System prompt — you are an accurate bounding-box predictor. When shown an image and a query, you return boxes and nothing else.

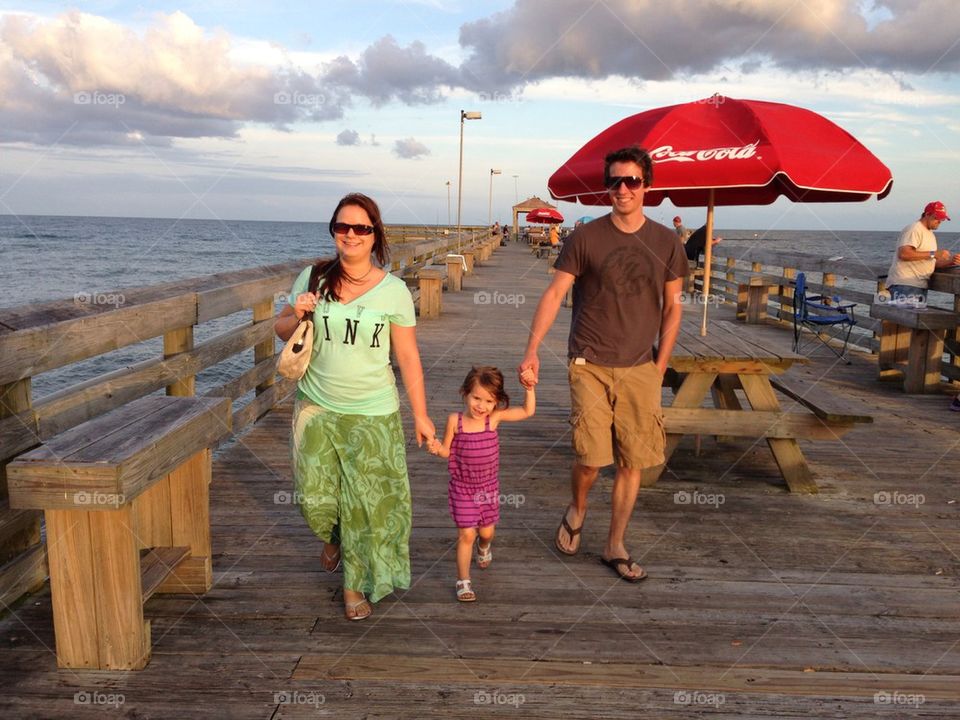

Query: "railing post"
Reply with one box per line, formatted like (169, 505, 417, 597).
(163, 327, 195, 397)
(0, 378, 46, 604)
(951, 295, 960, 379)
(462, 250, 475, 275)
(822, 272, 836, 299)
(252, 299, 275, 396)
(725, 257, 736, 303)
(874, 277, 886, 353)
(781, 267, 796, 324)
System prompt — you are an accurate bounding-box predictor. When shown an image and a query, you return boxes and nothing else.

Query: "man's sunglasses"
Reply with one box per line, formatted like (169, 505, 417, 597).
(605, 175, 645, 190)
(333, 222, 375, 236)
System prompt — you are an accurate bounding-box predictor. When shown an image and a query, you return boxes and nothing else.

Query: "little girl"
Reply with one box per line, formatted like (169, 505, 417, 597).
(428, 366, 535, 602)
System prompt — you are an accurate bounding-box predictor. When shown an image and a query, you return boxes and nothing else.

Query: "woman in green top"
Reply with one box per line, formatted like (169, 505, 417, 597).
(275, 193, 436, 621)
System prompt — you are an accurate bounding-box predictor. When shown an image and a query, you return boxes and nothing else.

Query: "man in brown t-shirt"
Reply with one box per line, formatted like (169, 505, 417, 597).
(519, 146, 687, 582)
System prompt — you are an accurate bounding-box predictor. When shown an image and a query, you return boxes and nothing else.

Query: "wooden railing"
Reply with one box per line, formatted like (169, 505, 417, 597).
(704, 246, 960, 382)
(0, 230, 491, 611)
(386, 223, 489, 244)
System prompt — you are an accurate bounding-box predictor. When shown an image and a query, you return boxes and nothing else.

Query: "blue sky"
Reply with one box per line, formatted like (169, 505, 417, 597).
(2, 1, 960, 231)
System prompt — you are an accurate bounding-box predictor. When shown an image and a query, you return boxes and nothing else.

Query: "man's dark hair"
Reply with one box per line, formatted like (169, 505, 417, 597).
(603, 146, 654, 188)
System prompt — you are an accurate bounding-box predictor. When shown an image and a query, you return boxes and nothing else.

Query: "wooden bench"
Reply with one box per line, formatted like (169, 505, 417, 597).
(444, 254, 465, 292)
(870, 303, 960, 393)
(769, 377, 874, 427)
(403, 264, 449, 319)
(7, 395, 231, 670)
(736, 273, 786, 324)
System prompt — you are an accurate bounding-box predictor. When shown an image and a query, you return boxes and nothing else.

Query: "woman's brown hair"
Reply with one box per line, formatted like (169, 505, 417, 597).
(314, 193, 390, 302)
(460, 366, 510, 409)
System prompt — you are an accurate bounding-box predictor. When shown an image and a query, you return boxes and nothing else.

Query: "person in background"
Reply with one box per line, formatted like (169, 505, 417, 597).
(886, 201, 960, 306)
(884, 201, 960, 412)
(684, 225, 722, 267)
(549, 223, 559, 247)
(275, 192, 436, 621)
(673, 215, 689, 241)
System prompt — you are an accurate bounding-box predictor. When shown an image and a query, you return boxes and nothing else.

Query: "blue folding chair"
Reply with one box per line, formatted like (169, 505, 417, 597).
(791, 272, 857, 363)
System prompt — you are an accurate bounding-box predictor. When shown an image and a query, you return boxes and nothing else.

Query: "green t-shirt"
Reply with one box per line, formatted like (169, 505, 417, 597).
(288, 267, 416, 415)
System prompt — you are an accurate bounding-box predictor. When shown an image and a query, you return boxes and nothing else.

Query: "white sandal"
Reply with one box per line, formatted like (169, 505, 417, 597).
(476, 541, 493, 569)
(455, 578, 477, 602)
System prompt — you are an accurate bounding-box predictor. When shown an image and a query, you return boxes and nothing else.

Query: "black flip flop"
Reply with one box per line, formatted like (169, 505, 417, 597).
(601, 556, 648, 583)
(554, 507, 583, 556)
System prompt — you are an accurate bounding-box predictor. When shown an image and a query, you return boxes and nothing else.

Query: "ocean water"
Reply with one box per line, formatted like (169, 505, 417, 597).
(1, 214, 336, 399)
(3, 215, 959, 399)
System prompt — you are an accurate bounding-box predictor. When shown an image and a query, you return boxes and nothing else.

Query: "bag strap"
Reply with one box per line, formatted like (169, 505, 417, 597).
(301, 262, 324, 322)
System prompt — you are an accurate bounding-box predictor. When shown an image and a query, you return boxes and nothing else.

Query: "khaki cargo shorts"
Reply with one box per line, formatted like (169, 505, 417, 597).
(568, 360, 665, 470)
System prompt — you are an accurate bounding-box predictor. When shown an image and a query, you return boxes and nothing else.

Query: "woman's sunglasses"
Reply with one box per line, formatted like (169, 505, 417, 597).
(333, 222, 375, 236)
(605, 175, 644, 190)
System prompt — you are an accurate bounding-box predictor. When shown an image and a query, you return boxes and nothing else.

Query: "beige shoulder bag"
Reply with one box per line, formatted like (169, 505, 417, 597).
(278, 264, 322, 380)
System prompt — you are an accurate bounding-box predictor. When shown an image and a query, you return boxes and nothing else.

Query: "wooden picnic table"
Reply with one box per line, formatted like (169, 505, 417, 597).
(870, 302, 959, 393)
(736, 273, 786, 324)
(654, 319, 870, 494)
(928, 268, 960, 295)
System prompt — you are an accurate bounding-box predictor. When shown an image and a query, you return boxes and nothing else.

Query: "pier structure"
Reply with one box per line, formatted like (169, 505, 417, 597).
(0, 236, 958, 718)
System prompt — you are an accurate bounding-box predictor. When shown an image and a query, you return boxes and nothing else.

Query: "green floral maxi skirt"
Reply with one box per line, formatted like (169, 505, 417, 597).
(291, 394, 412, 603)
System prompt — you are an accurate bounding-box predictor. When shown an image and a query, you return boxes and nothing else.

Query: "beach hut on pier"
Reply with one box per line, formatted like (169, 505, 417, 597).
(511, 196, 558, 242)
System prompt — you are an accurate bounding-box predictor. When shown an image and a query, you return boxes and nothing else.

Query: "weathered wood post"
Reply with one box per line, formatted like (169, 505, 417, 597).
(445, 255, 463, 292)
(418, 269, 444, 319)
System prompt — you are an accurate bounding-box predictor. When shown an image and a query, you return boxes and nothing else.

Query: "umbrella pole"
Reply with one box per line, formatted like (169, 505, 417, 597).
(700, 190, 715, 336)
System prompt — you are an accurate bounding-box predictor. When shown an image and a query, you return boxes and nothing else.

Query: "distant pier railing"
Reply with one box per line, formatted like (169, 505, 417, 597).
(0, 228, 501, 611)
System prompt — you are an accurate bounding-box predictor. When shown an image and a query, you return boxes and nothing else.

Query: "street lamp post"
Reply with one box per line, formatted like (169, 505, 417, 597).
(488, 168, 501, 226)
(512, 174, 519, 204)
(445, 181, 451, 227)
(457, 110, 482, 251)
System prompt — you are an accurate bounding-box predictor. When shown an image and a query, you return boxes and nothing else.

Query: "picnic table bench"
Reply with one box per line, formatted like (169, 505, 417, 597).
(7, 395, 231, 669)
(655, 319, 872, 493)
(870, 302, 960, 393)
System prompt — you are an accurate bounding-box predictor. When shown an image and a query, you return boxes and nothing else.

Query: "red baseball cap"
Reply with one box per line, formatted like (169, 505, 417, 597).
(673, 216, 682, 223)
(923, 201, 950, 221)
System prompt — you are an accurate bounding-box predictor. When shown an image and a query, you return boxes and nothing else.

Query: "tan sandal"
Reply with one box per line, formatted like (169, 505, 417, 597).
(456, 579, 477, 602)
(476, 541, 493, 569)
(344, 596, 372, 620)
(320, 544, 342, 573)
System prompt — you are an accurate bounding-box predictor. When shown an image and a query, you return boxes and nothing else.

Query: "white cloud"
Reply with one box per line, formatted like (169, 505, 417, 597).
(393, 137, 431, 158)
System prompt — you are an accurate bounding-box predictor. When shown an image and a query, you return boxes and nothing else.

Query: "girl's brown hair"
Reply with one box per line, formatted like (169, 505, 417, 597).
(460, 366, 510, 409)
(314, 192, 391, 302)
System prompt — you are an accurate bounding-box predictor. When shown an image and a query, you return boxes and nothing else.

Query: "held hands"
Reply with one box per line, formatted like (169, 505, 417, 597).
(517, 356, 539, 389)
(426, 437, 442, 455)
(413, 415, 436, 448)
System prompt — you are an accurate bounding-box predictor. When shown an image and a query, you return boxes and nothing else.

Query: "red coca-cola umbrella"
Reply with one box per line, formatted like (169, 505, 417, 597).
(526, 207, 564, 224)
(548, 95, 893, 334)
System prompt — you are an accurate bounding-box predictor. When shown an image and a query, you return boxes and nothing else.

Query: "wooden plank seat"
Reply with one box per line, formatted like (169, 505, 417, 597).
(7, 395, 231, 670)
(870, 303, 960, 393)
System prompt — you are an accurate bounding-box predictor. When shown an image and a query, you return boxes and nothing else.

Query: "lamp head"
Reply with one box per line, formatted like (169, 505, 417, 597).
(461, 110, 482, 120)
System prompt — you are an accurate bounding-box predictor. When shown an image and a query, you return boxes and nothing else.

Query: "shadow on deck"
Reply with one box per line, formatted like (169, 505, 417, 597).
(2, 241, 959, 719)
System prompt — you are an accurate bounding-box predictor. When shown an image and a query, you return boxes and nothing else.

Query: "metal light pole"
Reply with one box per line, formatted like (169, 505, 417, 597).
(445, 181, 451, 226)
(457, 110, 481, 251)
(512, 174, 519, 204)
(488, 168, 501, 226)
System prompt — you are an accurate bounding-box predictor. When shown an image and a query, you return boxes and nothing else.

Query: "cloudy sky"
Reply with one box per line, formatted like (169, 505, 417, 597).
(2, 0, 960, 230)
